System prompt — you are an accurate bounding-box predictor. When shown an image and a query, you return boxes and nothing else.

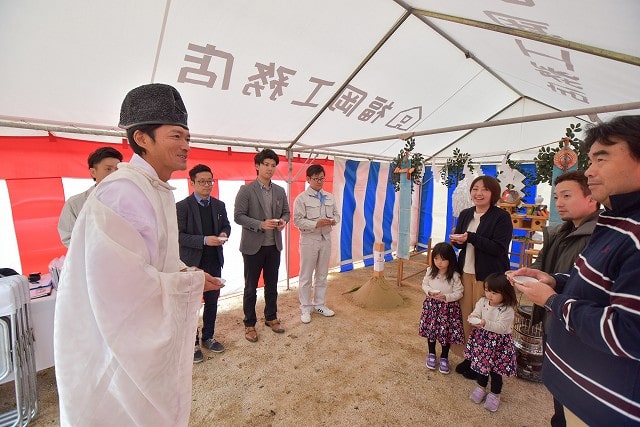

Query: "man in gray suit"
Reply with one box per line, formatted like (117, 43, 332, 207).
(177, 164, 231, 362)
(234, 149, 290, 342)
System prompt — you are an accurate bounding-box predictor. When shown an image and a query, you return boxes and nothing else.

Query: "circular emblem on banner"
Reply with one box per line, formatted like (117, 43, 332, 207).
(553, 149, 578, 171)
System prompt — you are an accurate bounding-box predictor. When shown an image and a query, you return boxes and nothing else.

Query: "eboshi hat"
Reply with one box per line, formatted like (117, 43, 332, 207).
(118, 83, 188, 130)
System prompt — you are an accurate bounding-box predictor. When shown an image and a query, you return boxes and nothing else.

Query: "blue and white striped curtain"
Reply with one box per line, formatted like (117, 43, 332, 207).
(332, 158, 539, 272)
(333, 157, 432, 272)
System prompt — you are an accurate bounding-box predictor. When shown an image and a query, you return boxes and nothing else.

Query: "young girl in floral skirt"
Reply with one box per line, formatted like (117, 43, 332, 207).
(418, 242, 464, 374)
(465, 272, 518, 412)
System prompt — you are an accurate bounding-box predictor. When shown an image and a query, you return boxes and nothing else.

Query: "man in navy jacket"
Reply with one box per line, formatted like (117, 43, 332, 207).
(512, 115, 640, 425)
(177, 164, 231, 362)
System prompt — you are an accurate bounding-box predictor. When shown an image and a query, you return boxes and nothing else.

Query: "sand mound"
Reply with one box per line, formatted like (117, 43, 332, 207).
(350, 276, 403, 309)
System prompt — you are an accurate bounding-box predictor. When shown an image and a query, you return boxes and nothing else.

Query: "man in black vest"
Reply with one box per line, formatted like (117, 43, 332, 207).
(177, 164, 231, 363)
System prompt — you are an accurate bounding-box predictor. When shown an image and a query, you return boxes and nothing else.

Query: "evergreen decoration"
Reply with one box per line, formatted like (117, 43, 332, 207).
(440, 148, 474, 188)
(390, 137, 424, 192)
(534, 123, 589, 185)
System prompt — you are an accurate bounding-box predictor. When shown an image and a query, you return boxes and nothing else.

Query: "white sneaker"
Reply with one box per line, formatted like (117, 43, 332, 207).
(301, 312, 311, 324)
(314, 306, 335, 317)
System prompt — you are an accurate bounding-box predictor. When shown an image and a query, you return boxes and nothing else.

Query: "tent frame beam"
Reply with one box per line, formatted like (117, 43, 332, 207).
(426, 96, 594, 160)
(296, 101, 640, 152)
(0, 118, 393, 162)
(412, 9, 640, 66)
(4, 101, 639, 162)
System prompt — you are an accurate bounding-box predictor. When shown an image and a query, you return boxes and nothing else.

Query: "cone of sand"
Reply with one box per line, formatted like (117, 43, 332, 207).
(351, 242, 403, 309)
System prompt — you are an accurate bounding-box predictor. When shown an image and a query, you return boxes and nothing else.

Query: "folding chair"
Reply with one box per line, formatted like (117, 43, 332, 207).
(0, 275, 38, 426)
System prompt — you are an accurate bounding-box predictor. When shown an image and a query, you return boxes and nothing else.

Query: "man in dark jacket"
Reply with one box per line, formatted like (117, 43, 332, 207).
(512, 116, 640, 425)
(531, 171, 600, 274)
(234, 149, 290, 343)
(529, 170, 600, 427)
(177, 164, 231, 362)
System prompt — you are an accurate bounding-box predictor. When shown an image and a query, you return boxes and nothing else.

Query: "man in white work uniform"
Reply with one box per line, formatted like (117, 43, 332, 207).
(293, 164, 340, 324)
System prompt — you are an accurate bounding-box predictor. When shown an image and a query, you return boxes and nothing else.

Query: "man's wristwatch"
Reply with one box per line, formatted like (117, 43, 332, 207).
(544, 294, 558, 311)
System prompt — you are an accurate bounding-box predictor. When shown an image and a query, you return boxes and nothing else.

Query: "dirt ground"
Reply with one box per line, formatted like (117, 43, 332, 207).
(0, 259, 553, 426)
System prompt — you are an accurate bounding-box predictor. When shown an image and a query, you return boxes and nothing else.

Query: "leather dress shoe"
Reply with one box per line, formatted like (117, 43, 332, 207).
(265, 319, 285, 333)
(245, 326, 258, 342)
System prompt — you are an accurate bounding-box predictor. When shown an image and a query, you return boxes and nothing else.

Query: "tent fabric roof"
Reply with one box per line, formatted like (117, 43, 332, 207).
(1, 0, 639, 162)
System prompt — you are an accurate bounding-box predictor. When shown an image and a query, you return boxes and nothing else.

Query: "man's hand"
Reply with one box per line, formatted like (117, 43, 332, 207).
(315, 218, 336, 228)
(205, 235, 227, 246)
(261, 219, 279, 230)
(508, 267, 556, 288)
(203, 273, 224, 292)
(512, 279, 556, 306)
(507, 268, 557, 306)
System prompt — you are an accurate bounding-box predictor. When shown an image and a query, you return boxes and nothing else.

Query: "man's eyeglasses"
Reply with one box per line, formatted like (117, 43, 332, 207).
(196, 180, 214, 186)
(311, 177, 325, 183)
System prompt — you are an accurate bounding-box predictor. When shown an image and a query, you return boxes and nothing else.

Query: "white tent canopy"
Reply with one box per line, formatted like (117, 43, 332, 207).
(1, 0, 639, 161)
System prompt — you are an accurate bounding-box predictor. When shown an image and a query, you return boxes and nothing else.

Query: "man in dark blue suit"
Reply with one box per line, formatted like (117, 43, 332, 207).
(177, 164, 231, 363)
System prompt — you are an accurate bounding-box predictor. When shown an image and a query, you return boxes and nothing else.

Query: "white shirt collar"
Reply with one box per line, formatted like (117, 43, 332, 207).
(130, 153, 159, 179)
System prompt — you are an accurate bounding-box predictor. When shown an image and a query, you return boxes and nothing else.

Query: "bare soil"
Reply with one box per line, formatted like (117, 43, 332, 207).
(0, 260, 553, 426)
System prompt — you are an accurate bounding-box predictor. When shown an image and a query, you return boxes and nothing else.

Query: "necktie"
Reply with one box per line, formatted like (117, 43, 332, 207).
(201, 199, 210, 207)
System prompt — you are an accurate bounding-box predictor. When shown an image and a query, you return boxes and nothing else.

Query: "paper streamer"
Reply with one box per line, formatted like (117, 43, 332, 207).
(373, 247, 385, 272)
(397, 157, 412, 260)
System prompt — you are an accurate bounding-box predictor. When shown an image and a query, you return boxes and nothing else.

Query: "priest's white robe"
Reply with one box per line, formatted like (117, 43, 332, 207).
(54, 162, 204, 426)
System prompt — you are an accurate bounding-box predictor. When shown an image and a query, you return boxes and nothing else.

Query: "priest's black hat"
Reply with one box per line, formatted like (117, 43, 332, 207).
(118, 83, 188, 130)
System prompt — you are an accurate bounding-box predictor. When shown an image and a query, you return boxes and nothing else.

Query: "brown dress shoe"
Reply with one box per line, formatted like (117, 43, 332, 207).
(265, 319, 285, 333)
(245, 326, 258, 342)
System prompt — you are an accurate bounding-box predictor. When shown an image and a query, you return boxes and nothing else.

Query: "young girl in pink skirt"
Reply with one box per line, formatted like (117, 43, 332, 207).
(418, 242, 464, 374)
(465, 272, 517, 412)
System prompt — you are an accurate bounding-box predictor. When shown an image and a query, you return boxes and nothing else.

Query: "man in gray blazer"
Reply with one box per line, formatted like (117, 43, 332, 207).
(234, 149, 290, 342)
(177, 164, 231, 362)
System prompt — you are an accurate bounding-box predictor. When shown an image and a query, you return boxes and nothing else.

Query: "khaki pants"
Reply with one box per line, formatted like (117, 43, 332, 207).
(298, 237, 331, 313)
(564, 407, 588, 427)
(452, 272, 485, 357)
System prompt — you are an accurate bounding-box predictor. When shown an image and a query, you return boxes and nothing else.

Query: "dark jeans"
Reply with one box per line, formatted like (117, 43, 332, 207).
(477, 371, 503, 394)
(540, 318, 566, 426)
(242, 245, 281, 327)
(197, 289, 220, 342)
(195, 265, 221, 345)
(551, 397, 566, 427)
